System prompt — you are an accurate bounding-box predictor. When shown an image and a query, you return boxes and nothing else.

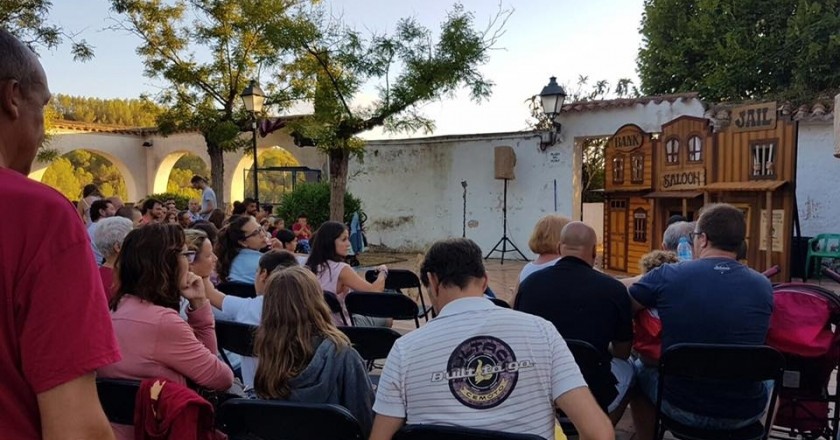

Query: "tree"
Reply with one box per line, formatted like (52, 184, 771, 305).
(108, 0, 310, 206)
(50, 94, 163, 126)
(0, 0, 94, 60)
(41, 150, 128, 201)
(637, 0, 840, 102)
(273, 3, 510, 221)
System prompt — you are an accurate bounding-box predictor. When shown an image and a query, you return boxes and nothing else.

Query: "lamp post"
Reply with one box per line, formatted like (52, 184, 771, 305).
(240, 79, 265, 202)
(538, 76, 568, 148)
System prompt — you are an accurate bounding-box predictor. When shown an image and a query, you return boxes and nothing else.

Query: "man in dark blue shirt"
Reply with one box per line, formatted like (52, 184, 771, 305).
(628, 203, 773, 438)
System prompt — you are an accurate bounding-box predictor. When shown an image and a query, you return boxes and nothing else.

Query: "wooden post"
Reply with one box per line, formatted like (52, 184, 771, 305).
(682, 198, 688, 217)
(703, 192, 710, 206)
(765, 191, 773, 269)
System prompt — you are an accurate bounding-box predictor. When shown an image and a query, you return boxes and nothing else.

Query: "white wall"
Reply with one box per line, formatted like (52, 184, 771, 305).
(582, 203, 604, 245)
(796, 122, 840, 237)
(349, 132, 574, 256)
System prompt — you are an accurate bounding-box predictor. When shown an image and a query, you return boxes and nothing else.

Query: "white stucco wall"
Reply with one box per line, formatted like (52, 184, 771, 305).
(796, 122, 840, 237)
(349, 132, 573, 256)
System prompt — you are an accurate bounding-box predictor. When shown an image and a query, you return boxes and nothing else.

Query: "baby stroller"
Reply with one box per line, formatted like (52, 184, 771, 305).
(345, 211, 367, 267)
(767, 282, 840, 439)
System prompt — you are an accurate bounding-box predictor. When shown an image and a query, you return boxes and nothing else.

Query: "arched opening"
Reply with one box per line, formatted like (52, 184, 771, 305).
(153, 151, 210, 197)
(230, 147, 305, 204)
(36, 149, 133, 202)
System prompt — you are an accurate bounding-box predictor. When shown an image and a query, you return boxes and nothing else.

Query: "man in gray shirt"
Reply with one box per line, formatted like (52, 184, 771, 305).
(190, 175, 216, 219)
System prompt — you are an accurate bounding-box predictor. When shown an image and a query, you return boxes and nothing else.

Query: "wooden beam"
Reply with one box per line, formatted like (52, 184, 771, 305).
(682, 198, 688, 217)
(703, 191, 710, 206)
(765, 191, 773, 269)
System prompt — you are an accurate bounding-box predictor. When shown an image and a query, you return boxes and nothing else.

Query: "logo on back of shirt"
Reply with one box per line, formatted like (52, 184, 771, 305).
(430, 336, 534, 409)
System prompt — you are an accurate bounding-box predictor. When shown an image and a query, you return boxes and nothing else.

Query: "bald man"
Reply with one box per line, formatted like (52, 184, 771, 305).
(0, 30, 119, 439)
(515, 221, 634, 425)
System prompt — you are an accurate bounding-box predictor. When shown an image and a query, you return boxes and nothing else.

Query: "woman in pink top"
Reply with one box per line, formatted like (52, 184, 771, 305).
(98, 224, 233, 440)
(305, 221, 390, 327)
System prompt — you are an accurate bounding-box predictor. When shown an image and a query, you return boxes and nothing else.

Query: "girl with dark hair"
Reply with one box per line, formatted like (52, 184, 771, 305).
(216, 215, 283, 284)
(276, 228, 308, 265)
(253, 266, 374, 435)
(306, 221, 389, 327)
(207, 208, 226, 229)
(98, 224, 233, 440)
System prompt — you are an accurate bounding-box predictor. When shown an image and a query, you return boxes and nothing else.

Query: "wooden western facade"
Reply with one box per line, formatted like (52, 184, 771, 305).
(602, 102, 797, 280)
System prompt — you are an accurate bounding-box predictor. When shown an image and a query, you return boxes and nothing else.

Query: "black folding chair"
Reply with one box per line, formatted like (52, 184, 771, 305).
(339, 326, 401, 370)
(489, 298, 511, 308)
(215, 320, 257, 373)
(324, 290, 349, 326)
(556, 340, 614, 437)
(365, 269, 434, 321)
(96, 378, 141, 426)
(217, 281, 257, 298)
(217, 398, 365, 440)
(654, 343, 785, 440)
(394, 424, 544, 439)
(345, 291, 421, 328)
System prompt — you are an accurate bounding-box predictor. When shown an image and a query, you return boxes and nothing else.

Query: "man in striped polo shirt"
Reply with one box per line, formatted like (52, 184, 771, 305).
(370, 238, 614, 440)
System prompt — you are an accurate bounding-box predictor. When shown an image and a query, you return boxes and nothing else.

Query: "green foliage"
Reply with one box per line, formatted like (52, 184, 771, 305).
(0, 0, 94, 61)
(637, 0, 840, 102)
(41, 150, 127, 201)
(147, 192, 191, 210)
(108, 0, 315, 203)
(49, 94, 162, 126)
(271, 2, 509, 221)
(242, 148, 302, 204)
(276, 182, 361, 229)
(165, 154, 209, 200)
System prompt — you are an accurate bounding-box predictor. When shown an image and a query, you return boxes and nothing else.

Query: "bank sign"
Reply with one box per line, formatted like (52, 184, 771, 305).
(661, 169, 705, 190)
(608, 124, 647, 153)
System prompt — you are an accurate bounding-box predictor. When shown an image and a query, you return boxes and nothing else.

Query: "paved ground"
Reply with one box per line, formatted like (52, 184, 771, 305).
(357, 252, 840, 440)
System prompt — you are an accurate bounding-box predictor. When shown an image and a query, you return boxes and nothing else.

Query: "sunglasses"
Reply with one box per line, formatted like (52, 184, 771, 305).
(243, 227, 266, 239)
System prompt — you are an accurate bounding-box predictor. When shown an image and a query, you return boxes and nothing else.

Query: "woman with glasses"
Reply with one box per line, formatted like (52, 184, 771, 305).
(216, 215, 281, 284)
(98, 224, 233, 440)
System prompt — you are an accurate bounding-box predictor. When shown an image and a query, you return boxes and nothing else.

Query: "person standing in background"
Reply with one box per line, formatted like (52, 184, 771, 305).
(191, 175, 217, 219)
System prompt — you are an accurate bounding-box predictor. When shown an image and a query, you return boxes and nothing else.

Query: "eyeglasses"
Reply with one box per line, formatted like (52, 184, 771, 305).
(243, 227, 267, 239)
(181, 250, 197, 263)
(689, 231, 704, 241)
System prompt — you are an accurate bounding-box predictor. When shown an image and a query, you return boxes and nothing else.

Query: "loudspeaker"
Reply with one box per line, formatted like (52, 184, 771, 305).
(494, 146, 516, 180)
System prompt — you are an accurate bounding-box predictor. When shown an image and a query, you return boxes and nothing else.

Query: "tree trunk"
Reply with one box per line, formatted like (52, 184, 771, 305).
(328, 147, 349, 223)
(206, 138, 226, 208)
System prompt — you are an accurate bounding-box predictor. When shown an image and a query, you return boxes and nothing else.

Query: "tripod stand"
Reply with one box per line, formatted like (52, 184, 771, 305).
(484, 178, 528, 264)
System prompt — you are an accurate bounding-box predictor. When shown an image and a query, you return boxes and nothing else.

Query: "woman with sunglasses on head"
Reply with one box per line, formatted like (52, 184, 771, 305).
(253, 266, 374, 436)
(97, 223, 233, 440)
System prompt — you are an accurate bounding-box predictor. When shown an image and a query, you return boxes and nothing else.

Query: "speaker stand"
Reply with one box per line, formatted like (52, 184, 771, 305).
(485, 179, 529, 264)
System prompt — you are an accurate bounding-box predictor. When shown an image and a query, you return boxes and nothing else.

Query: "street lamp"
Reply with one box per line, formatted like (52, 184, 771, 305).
(240, 79, 265, 203)
(538, 76, 567, 150)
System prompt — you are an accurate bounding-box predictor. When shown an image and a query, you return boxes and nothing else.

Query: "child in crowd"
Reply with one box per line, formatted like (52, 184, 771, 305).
(292, 213, 312, 253)
(633, 250, 679, 366)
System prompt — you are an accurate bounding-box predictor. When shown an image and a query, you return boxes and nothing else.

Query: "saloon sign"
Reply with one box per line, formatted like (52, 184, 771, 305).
(661, 169, 705, 190)
(607, 124, 647, 152)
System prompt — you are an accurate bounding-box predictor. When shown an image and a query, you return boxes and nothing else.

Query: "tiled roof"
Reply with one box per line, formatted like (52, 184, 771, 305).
(560, 93, 700, 113)
(51, 120, 156, 135)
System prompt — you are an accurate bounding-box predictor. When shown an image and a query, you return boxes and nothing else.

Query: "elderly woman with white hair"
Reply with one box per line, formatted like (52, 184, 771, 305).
(94, 216, 134, 299)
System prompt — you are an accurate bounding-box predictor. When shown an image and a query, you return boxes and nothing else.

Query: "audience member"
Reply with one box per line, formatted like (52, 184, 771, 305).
(370, 238, 613, 440)
(207, 208, 225, 229)
(293, 213, 313, 253)
(231, 200, 247, 216)
(77, 183, 102, 225)
(207, 250, 298, 387)
(666, 214, 687, 226)
(88, 199, 116, 266)
(519, 214, 571, 282)
(0, 29, 119, 439)
(633, 250, 679, 366)
(191, 221, 219, 246)
(139, 198, 164, 225)
(254, 266, 375, 435)
(272, 217, 286, 236)
(243, 197, 258, 217)
(93, 217, 134, 300)
(188, 197, 202, 222)
(164, 199, 176, 211)
(306, 221, 390, 327)
(105, 195, 124, 210)
(276, 228, 308, 264)
(628, 203, 774, 439)
(177, 210, 192, 228)
(163, 210, 178, 225)
(257, 203, 273, 222)
(99, 224, 233, 440)
(191, 175, 216, 219)
(516, 222, 633, 424)
(662, 221, 695, 252)
(216, 215, 272, 284)
(115, 205, 142, 227)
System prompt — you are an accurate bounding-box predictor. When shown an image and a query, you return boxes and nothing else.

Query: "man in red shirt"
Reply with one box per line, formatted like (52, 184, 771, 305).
(0, 30, 121, 439)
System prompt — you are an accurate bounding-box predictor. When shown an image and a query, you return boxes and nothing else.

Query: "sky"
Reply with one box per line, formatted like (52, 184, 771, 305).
(40, 0, 645, 139)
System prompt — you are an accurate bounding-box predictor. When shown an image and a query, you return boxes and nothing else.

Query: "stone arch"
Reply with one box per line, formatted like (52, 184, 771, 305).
(228, 146, 302, 203)
(153, 151, 211, 195)
(29, 147, 139, 202)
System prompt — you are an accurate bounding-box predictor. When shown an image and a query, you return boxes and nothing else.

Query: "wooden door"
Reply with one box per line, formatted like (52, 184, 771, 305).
(608, 199, 628, 272)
